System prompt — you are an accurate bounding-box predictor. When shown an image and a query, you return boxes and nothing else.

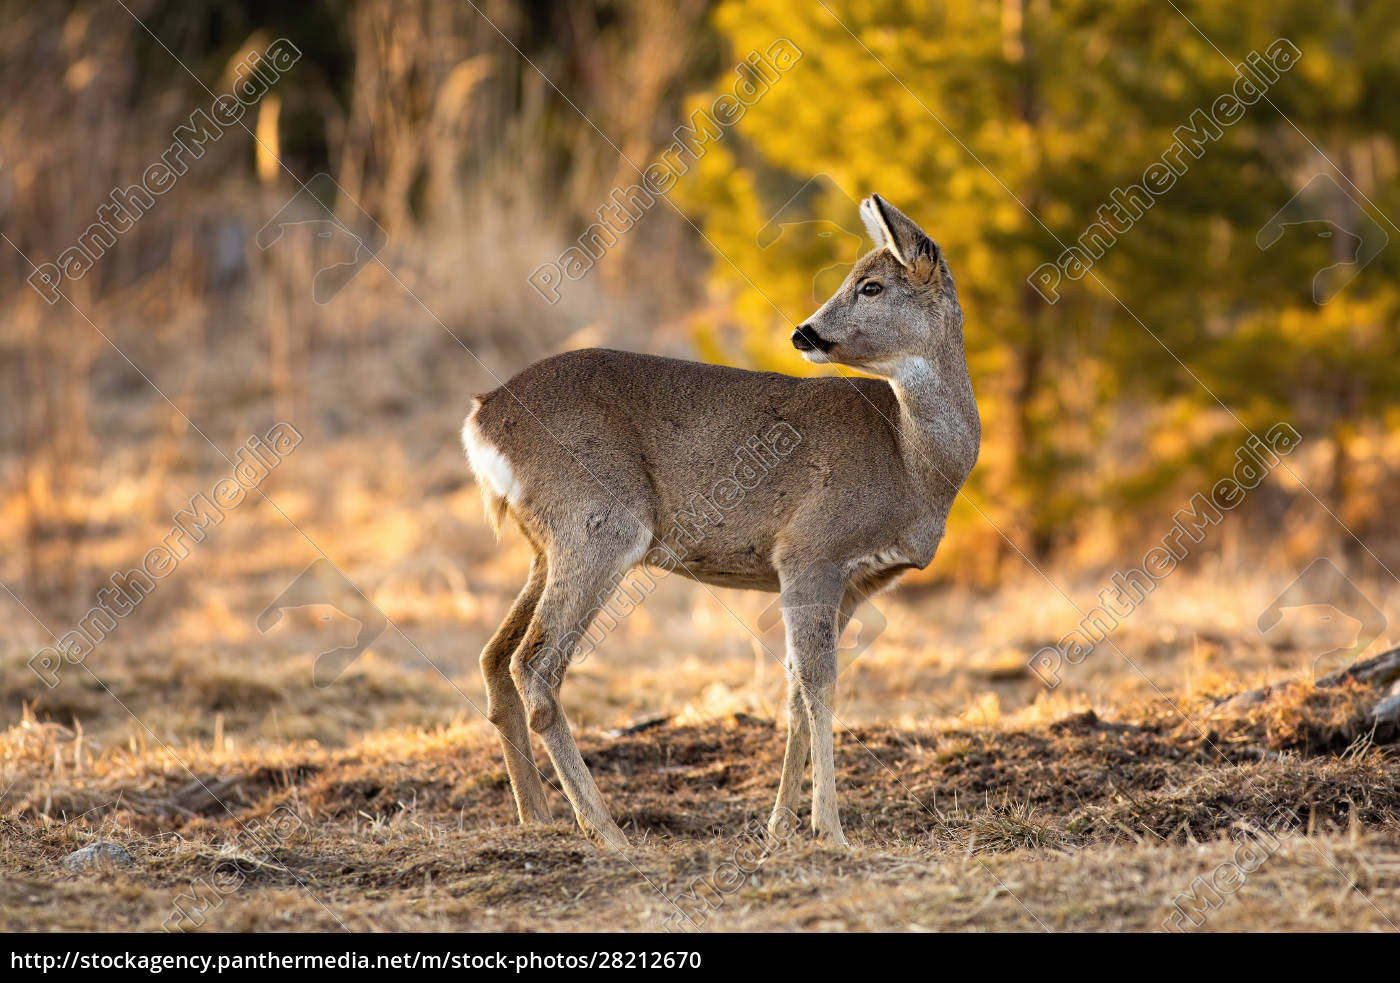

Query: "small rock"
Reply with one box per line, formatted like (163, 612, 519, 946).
(63, 841, 134, 873)
(1371, 688, 1400, 727)
(604, 716, 670, 738)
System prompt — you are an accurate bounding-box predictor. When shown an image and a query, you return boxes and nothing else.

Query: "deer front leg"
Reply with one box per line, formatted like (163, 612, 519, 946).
(770, 588, 861, 839)
(777, 563, 849, 847)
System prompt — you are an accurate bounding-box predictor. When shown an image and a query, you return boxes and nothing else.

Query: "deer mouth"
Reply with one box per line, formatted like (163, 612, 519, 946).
(791, 325, 834, 353)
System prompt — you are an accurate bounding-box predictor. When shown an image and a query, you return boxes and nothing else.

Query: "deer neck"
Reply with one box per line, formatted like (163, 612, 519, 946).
(885, 339, 980, 503)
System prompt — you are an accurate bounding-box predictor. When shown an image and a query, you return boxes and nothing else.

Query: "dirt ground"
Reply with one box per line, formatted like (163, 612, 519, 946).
(4, 613, 1400, 932)
(4, 407, 1400, 933)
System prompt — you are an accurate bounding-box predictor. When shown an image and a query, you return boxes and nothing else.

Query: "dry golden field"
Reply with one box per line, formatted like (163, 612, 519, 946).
(6, 0, 1400, 937)
(4, 411, 1400, 933)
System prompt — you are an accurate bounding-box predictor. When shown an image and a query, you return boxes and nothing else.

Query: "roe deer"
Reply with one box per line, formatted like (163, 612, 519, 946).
(463, 195, 979, 849)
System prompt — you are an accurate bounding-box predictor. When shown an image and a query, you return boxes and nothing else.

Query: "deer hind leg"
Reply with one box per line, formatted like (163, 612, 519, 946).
(769, 585, 861, 840)
(769, 654, 811, 839)
(510, 511, 649, 852)
(480, 554, 551, 824)
(776, 561, 849, 847)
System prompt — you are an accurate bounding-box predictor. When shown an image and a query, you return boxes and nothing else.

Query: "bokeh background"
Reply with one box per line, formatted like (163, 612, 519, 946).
(9, 0, 1400, 587)
(0, 0, 1398, 775)
(0, 0, 1394, 733)
(5, 0, 1400, 935)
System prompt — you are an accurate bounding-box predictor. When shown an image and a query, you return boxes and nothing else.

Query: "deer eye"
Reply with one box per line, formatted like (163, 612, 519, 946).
(859, 281, 883, 297)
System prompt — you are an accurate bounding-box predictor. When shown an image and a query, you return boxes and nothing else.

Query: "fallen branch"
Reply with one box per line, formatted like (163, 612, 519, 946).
(1214, 646, 1400, 731)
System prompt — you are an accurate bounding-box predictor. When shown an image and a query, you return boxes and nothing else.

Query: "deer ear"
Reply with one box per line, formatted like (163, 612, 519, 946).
(861, 194, 939, 276)
(860, 195, 894, 252)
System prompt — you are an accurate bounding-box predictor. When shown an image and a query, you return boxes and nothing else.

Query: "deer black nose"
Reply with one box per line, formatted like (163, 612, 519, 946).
(791, 325, 833, 352)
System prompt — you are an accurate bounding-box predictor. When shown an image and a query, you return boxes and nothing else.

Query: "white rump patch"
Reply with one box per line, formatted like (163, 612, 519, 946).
(462, 405, 521, 530)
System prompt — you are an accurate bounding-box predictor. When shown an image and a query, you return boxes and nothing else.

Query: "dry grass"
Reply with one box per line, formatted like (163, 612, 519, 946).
(5, 386, 1400, 932)
(7, 0, 1400, 937)
(4, 562, 1400, 932)
(3, 709, 1399, 932)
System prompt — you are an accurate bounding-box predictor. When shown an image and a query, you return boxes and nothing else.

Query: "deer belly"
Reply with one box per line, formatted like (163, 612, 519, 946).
(641, 537, 780, 592)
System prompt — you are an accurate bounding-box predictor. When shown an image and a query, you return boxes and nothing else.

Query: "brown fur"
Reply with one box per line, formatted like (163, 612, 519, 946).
(464, 195, 980, 849)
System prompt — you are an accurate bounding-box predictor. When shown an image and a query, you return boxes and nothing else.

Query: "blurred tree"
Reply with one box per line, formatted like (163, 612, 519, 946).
(7, 0, 1400, 596)
(679, 0, 1400, 579)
